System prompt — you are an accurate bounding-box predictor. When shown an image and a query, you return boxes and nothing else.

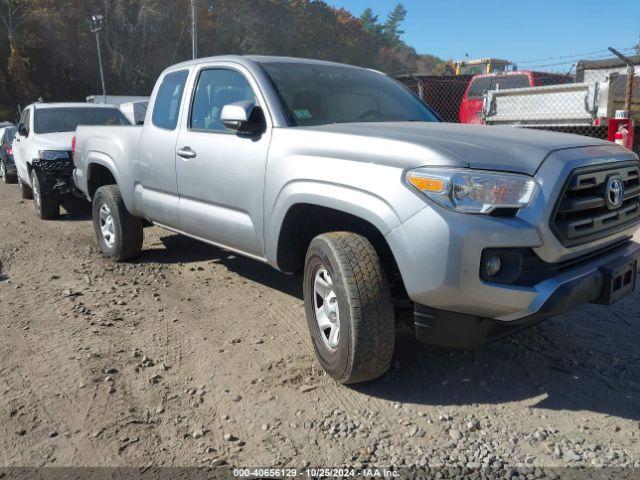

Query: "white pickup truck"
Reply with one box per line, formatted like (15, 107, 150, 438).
(12, 102, 130, 218)
(73, 55, 640, 383)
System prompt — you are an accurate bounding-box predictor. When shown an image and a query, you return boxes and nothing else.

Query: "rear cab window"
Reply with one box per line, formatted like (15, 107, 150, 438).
(152, 70, 190, 130)
(489, 75, 530, 91)
(467, 74, 532, 100)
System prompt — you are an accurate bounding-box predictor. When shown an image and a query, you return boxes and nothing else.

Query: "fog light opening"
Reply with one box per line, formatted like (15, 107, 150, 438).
(484, 256, 502, 277)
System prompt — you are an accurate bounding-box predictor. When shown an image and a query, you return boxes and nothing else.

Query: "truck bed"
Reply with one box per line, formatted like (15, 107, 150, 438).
(73, 125, 143, 210)
(483, 82, 601, 127)
(483, 75, 640, 127)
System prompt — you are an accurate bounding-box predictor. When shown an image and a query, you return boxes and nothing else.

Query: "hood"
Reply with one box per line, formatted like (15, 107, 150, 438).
(32, 131, 75, 151)
(294, 122, 619, 175)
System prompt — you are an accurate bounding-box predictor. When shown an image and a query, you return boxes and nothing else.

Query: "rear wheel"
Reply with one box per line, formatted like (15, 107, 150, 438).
(18, 173, 33, 199)
(31, 169, 59, 219)
(303, 232, 395, 384)
(92, 184, 143, 261)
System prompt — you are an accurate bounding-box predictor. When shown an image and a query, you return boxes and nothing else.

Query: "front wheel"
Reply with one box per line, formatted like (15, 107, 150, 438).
(303, 232, 395, 384)
(92, 184, 143, 261)
(31, 169, 59, 219)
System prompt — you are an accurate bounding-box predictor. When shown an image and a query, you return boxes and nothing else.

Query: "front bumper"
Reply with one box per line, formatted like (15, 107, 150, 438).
(413, 241, 640, 348)
(386, 146, 640, 321)
(387, 202, 640, 320)
(32, 158, 80, 199)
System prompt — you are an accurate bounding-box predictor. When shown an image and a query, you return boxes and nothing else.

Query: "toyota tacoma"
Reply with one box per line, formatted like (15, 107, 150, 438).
(72, 56, 640, 384)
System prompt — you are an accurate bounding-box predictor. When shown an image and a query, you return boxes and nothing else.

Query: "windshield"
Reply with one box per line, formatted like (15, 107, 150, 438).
(261, 62, 439, 126)
(34, 107, 130, 134)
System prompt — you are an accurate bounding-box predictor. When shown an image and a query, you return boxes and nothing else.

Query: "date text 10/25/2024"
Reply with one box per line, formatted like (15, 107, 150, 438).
(232, 468, 400, 478)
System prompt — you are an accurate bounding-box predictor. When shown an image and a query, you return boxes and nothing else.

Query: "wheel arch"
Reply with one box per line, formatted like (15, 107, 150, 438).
(267, 182, 402, 263)
(83, 153, 139, 213)
(272, 199, 408, 301)
(87, 161, 118, 199)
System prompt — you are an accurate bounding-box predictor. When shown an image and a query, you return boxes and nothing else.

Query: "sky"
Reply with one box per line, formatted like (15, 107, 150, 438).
(325, 0, 640, 72)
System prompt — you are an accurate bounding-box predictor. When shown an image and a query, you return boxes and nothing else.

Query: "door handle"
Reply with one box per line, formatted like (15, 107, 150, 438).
(177, 146, 196, 159)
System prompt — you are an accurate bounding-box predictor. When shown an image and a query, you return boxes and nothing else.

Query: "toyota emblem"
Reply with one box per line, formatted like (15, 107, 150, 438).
(605, 177, 624, 210)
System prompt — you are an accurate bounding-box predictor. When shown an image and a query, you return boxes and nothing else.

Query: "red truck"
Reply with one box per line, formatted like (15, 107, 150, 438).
(459, 71, 572, 124)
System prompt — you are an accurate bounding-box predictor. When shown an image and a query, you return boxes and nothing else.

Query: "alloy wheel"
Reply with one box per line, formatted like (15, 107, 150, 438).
(313, 267, 340, 350)
(32, 173, 41, 214)
(99, 204, 116, 248)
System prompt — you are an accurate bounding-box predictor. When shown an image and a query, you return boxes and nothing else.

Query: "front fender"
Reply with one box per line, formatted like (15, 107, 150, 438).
(265, 180, 405, 267)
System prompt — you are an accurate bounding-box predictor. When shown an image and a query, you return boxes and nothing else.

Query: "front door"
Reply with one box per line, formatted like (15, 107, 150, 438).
(460, 76, 491, 124)
(175, 66, 271, 258)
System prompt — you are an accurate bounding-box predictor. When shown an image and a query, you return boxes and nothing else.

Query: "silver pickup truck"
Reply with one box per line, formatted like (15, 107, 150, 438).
(73, 55, 640, 384)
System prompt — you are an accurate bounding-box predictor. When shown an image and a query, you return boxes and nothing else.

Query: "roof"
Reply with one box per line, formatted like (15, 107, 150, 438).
(577, 54, 640, 70)
(31, 102, 122, 109)
(455, 58, 511, 65)
(169, 54, 362, 71)
(468, 70, 571, 80)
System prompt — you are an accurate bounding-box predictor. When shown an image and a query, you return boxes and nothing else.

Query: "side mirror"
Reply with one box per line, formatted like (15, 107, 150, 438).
(220, 100, 264, 135)
(17, 123, 28, 137)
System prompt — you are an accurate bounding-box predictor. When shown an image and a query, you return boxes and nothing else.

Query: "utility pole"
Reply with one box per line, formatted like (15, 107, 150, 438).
(191, 0, 198, 60)
(608, 47, 637, 113)
(90, 15, 107, 104)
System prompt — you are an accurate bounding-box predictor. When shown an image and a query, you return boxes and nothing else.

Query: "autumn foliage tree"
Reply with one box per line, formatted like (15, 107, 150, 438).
(0, 0, 445, 120)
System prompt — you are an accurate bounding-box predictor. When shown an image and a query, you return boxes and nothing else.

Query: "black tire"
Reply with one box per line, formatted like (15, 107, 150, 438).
(0, 159, 16, 184)
(31, 169, 59, 219)
(92, 184, 143, 261)
(303, 232, 395, 384)
(18, 173, 33, 199)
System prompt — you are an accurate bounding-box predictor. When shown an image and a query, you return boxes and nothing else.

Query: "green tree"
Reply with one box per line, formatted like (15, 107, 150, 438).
(360, 7, 382, 38)
(383, 3, 407, 48)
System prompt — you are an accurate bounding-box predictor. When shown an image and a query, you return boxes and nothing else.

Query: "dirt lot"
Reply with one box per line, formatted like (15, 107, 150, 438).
(0, 179, 639, 472)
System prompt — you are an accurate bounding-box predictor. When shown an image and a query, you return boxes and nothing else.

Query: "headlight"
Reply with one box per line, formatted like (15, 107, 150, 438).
(406, 167, 537, 214)
(39, 150, 71, 161)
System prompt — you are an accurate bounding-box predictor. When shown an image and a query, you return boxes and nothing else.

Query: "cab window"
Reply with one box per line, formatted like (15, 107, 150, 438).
(466, 77, 492, 99)
(190, 69, 256, 132)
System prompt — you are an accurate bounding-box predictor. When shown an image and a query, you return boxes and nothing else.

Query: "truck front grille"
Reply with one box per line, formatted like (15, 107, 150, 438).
(551, 161, 640, 247)
(32, 157, 74, 174)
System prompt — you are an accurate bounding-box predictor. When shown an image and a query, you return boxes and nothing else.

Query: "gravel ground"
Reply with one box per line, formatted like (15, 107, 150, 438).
(0, 179, 639, 472)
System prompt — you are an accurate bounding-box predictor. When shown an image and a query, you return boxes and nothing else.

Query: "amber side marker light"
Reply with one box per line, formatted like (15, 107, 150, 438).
(407, 174, 445, 193)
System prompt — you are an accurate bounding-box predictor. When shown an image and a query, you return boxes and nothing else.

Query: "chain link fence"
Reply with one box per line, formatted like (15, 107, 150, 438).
(397, 69, 640, 154)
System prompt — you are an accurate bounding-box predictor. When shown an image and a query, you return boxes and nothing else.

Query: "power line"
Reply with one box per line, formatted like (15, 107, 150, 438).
(171, 3, 191, 65)
(516, 46, 636, 66)
(519, 48, 638, 70)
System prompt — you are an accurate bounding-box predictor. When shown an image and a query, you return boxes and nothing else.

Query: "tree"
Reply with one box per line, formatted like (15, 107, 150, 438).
(383, 3, 407, 48)
(360, 8, 382, 38)
(0, 0, 446, 116)
(0, 0, 36, 105)
(0, 0, 26, 49)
